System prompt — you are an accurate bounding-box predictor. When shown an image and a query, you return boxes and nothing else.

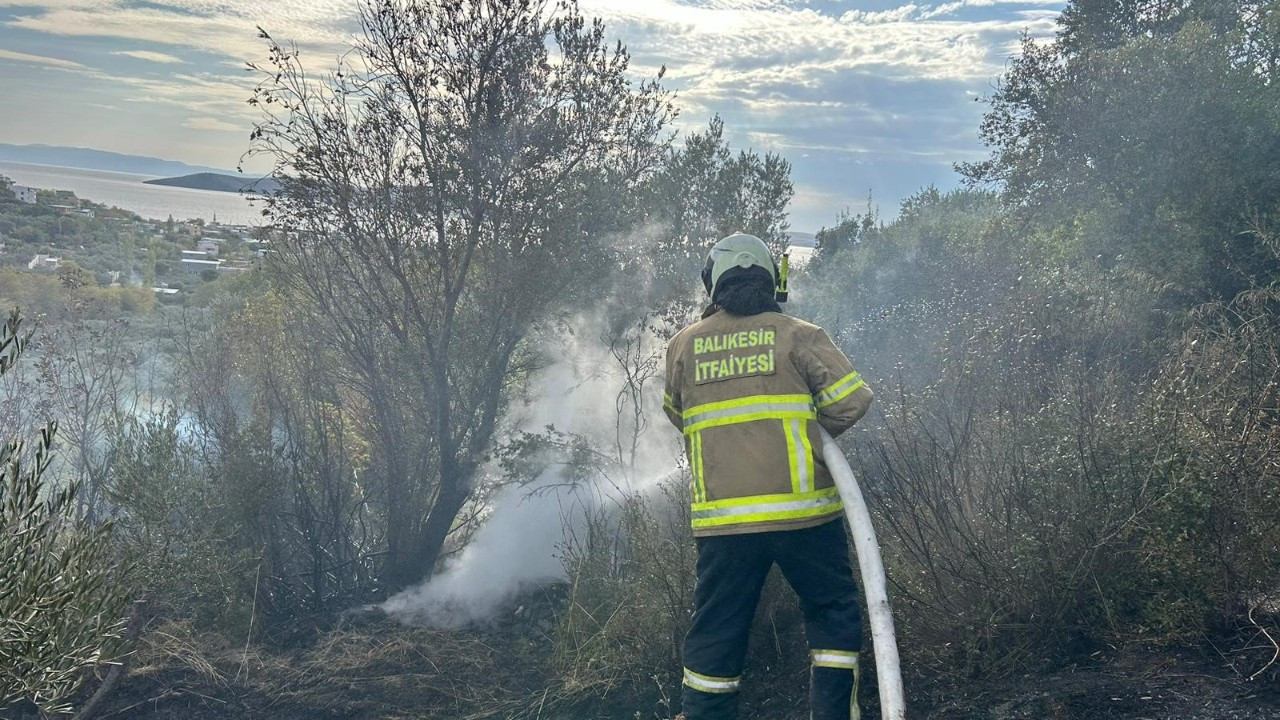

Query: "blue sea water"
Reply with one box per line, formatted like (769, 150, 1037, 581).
(0, 161, 264, 226)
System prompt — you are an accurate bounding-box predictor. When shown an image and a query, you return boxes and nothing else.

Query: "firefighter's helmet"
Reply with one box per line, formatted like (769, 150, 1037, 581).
(701, 232, 788, 302)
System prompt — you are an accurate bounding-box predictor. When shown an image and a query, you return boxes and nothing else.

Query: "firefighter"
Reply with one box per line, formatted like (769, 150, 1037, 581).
(663, 232, 874, 720)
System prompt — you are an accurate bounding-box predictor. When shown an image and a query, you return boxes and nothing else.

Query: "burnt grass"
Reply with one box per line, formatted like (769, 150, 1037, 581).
(81, 636, 1280, 720)
(37, 592, 1280, 720)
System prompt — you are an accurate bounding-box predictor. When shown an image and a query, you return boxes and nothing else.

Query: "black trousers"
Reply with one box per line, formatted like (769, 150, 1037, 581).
(681, 518, 862, 720)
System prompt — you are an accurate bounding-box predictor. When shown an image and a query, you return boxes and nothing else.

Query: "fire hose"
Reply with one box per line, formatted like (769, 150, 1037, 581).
(819, 426, 906, 720)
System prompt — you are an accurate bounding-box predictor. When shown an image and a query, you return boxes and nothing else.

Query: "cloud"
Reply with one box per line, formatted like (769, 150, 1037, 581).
(3, 1, 1060, 82)
(3, 1, 355, 60)
(112, 49, 186, 63)
(0, 46, 86, 69)
(182, 116, 245, 132)
(0, 0, 1066, 228)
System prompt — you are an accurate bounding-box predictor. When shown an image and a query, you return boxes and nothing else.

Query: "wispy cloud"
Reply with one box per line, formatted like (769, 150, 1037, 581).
(0, 0, 1066, 228)
(112, 49, 186, 63)
(3, 1, 354, 59)
(0, 46, 86, 69)
(182, 116, 246, 132)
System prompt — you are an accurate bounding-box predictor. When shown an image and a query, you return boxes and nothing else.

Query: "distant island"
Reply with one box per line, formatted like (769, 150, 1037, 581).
(144, 173, 281, 195)
(0, 142, 233, 177)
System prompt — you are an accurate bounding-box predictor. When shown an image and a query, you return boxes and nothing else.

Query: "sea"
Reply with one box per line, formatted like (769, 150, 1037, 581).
(0, 161, 265, 226)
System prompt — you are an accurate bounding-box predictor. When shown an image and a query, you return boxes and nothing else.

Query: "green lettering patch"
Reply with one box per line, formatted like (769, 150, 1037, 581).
(691, 325, 777, 385)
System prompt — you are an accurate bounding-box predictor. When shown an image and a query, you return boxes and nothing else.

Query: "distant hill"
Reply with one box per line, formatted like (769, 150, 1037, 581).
(144, 173, 280, 195)
(0, 143, 233, 177)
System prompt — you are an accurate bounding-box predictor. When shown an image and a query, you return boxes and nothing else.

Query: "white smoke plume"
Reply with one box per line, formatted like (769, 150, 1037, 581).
(378, 470, 578, 627)
(381, 312, 684, 627)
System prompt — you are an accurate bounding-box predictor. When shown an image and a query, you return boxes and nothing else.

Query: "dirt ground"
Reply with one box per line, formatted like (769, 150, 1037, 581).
(912, 645, 1280, 720)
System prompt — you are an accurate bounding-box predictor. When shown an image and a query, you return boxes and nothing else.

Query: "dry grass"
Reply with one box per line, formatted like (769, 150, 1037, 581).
(101, 614, 657, 720)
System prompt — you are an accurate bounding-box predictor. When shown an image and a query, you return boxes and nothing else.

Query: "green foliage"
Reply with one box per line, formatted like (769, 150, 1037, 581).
(642, 115, 794, 258)
(803, 177, 1279, 678)
(247, 0, 677, 591)
(0, 309, 131, 716)
(175, 289, 382, 626)
(105, 411, 257, 632)
(552, 484, 695, 713)
(962, 0, 1280, 300)
(1135, 267, 1280, 639)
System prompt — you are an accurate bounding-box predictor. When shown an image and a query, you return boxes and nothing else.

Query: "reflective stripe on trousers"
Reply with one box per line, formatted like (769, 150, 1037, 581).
(811, 649, 860, 720)
(683, 667, 741, 694)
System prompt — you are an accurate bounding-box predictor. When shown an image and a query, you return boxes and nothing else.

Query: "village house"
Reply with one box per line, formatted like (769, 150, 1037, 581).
(10, 185, 37, 204)
(27, 254, 60, 272)
(180, 257, 221, 275)
(217, 260, 252, 274)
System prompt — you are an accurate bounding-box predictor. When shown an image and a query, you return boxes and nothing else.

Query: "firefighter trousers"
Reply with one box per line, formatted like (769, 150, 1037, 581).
(680, 518, 862, 720)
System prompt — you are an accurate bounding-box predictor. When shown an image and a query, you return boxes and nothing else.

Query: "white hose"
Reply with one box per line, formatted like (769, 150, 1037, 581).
(819, 426, 906, 720)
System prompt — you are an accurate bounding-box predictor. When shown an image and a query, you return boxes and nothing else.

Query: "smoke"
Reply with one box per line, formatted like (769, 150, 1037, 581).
(378, 471, 577, 628)
(381, 311, 683, 628)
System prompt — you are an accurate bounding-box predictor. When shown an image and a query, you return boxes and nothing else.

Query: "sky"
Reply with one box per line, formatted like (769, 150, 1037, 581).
(0, 0, 1064, 231)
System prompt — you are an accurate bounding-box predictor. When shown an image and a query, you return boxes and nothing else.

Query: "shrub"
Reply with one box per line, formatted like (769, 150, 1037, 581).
(0, 308, 132, 716)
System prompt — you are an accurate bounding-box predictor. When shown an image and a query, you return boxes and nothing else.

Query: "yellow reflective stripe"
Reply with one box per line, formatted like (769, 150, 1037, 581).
(684, 393, 814, 417)
(686, 407, 815, 434)
(663, 392, 678, 415)
(786, 419, 802, 493)
(810, 650, 861, 719)
(853, 658, 861, 720)
(683, 667, 741, 694)
(815, 371, 865, 409)
(694, 486, 839, 510)
(786, 418, 818, 494)
(682, 394, 816, 434)
(691, 488, 843, 529)
(690, 431, 706, 504)
(800, 418, 814, 491)
(811, 649, 859, 669)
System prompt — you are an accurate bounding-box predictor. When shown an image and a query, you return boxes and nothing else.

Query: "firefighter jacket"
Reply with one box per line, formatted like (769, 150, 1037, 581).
(663, 308, 874, 537)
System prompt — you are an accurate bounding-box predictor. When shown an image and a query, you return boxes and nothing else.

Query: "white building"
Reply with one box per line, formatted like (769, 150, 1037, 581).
(195, 239, 220, 257)
(27, 254, 60, 271)
(11, 185, 37, 204)
(181, 258, 222, 275)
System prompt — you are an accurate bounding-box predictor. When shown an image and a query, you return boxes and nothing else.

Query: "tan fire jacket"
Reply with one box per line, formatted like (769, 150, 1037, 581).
(663, 308, 873, 537)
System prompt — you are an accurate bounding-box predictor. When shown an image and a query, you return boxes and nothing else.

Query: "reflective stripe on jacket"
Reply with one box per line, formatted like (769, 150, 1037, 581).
(663, 309, 873, 537)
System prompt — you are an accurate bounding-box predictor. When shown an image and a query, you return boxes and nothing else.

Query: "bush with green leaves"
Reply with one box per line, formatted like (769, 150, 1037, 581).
(104, 410, 257, 633)
(0, 308, 131, 716)
(800, 179, 1280, 682)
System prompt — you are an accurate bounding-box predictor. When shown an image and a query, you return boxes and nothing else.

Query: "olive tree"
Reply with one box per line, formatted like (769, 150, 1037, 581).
(1, 309, 130, 716)
(247, 0, 674, 589)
